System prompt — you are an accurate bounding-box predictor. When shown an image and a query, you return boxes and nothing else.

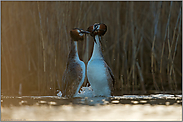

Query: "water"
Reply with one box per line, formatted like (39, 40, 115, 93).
(1, 87, 182, 121)
(2, 103, 182, 121)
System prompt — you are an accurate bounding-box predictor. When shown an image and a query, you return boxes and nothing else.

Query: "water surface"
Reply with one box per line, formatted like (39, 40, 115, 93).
(1, 94, 182, 121)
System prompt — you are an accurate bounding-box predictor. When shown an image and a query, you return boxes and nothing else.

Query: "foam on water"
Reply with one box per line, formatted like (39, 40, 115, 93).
(57, 91, 62, 97)
(56, 86, 111, 105)
(57, 86, 95, 98)
(57, 86, 182, 99)
(76, 86, 95, 98)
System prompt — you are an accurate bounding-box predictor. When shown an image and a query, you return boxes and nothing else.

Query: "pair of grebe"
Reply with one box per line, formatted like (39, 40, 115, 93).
(61, 23, 115, 97)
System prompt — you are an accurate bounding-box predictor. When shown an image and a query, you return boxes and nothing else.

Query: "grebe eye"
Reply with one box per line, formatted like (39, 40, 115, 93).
(94, 25, 98, 29)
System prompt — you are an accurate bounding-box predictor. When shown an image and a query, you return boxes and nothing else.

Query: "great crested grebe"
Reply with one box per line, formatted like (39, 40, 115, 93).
(61, 28, 90, 97)
(87, 23, 115, 97)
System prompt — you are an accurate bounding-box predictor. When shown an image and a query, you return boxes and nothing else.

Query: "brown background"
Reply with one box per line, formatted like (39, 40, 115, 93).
(2, 1, 182, 95)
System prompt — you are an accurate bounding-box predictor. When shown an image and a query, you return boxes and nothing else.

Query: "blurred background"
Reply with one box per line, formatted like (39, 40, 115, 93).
(1, 1, 182, 96)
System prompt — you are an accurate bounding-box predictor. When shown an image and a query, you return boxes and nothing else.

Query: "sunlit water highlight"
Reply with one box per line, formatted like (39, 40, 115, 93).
(1, 104, 182, 121)
(1, 86, 182, 121)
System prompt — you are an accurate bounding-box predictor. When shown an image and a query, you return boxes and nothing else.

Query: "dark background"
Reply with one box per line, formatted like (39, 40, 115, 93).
(1, 1, 182, 96)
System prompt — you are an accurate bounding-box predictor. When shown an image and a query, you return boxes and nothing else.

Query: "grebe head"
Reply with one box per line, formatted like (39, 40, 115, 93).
(70, 28, 90, 41)
(87, 23, 107, 37)
(87, 23, 107, 43)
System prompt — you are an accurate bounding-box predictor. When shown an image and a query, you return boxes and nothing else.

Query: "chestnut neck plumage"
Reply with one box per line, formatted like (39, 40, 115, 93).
(68, 40, 80, 61)
(90, 35, 104, 60)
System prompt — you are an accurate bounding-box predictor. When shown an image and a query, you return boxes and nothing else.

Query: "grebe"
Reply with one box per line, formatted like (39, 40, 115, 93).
(87, 23, 115, 97)
(61, 28, 90, 97)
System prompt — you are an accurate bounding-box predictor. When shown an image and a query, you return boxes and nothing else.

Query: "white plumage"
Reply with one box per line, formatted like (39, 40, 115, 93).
(87, 24, 115, 97)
